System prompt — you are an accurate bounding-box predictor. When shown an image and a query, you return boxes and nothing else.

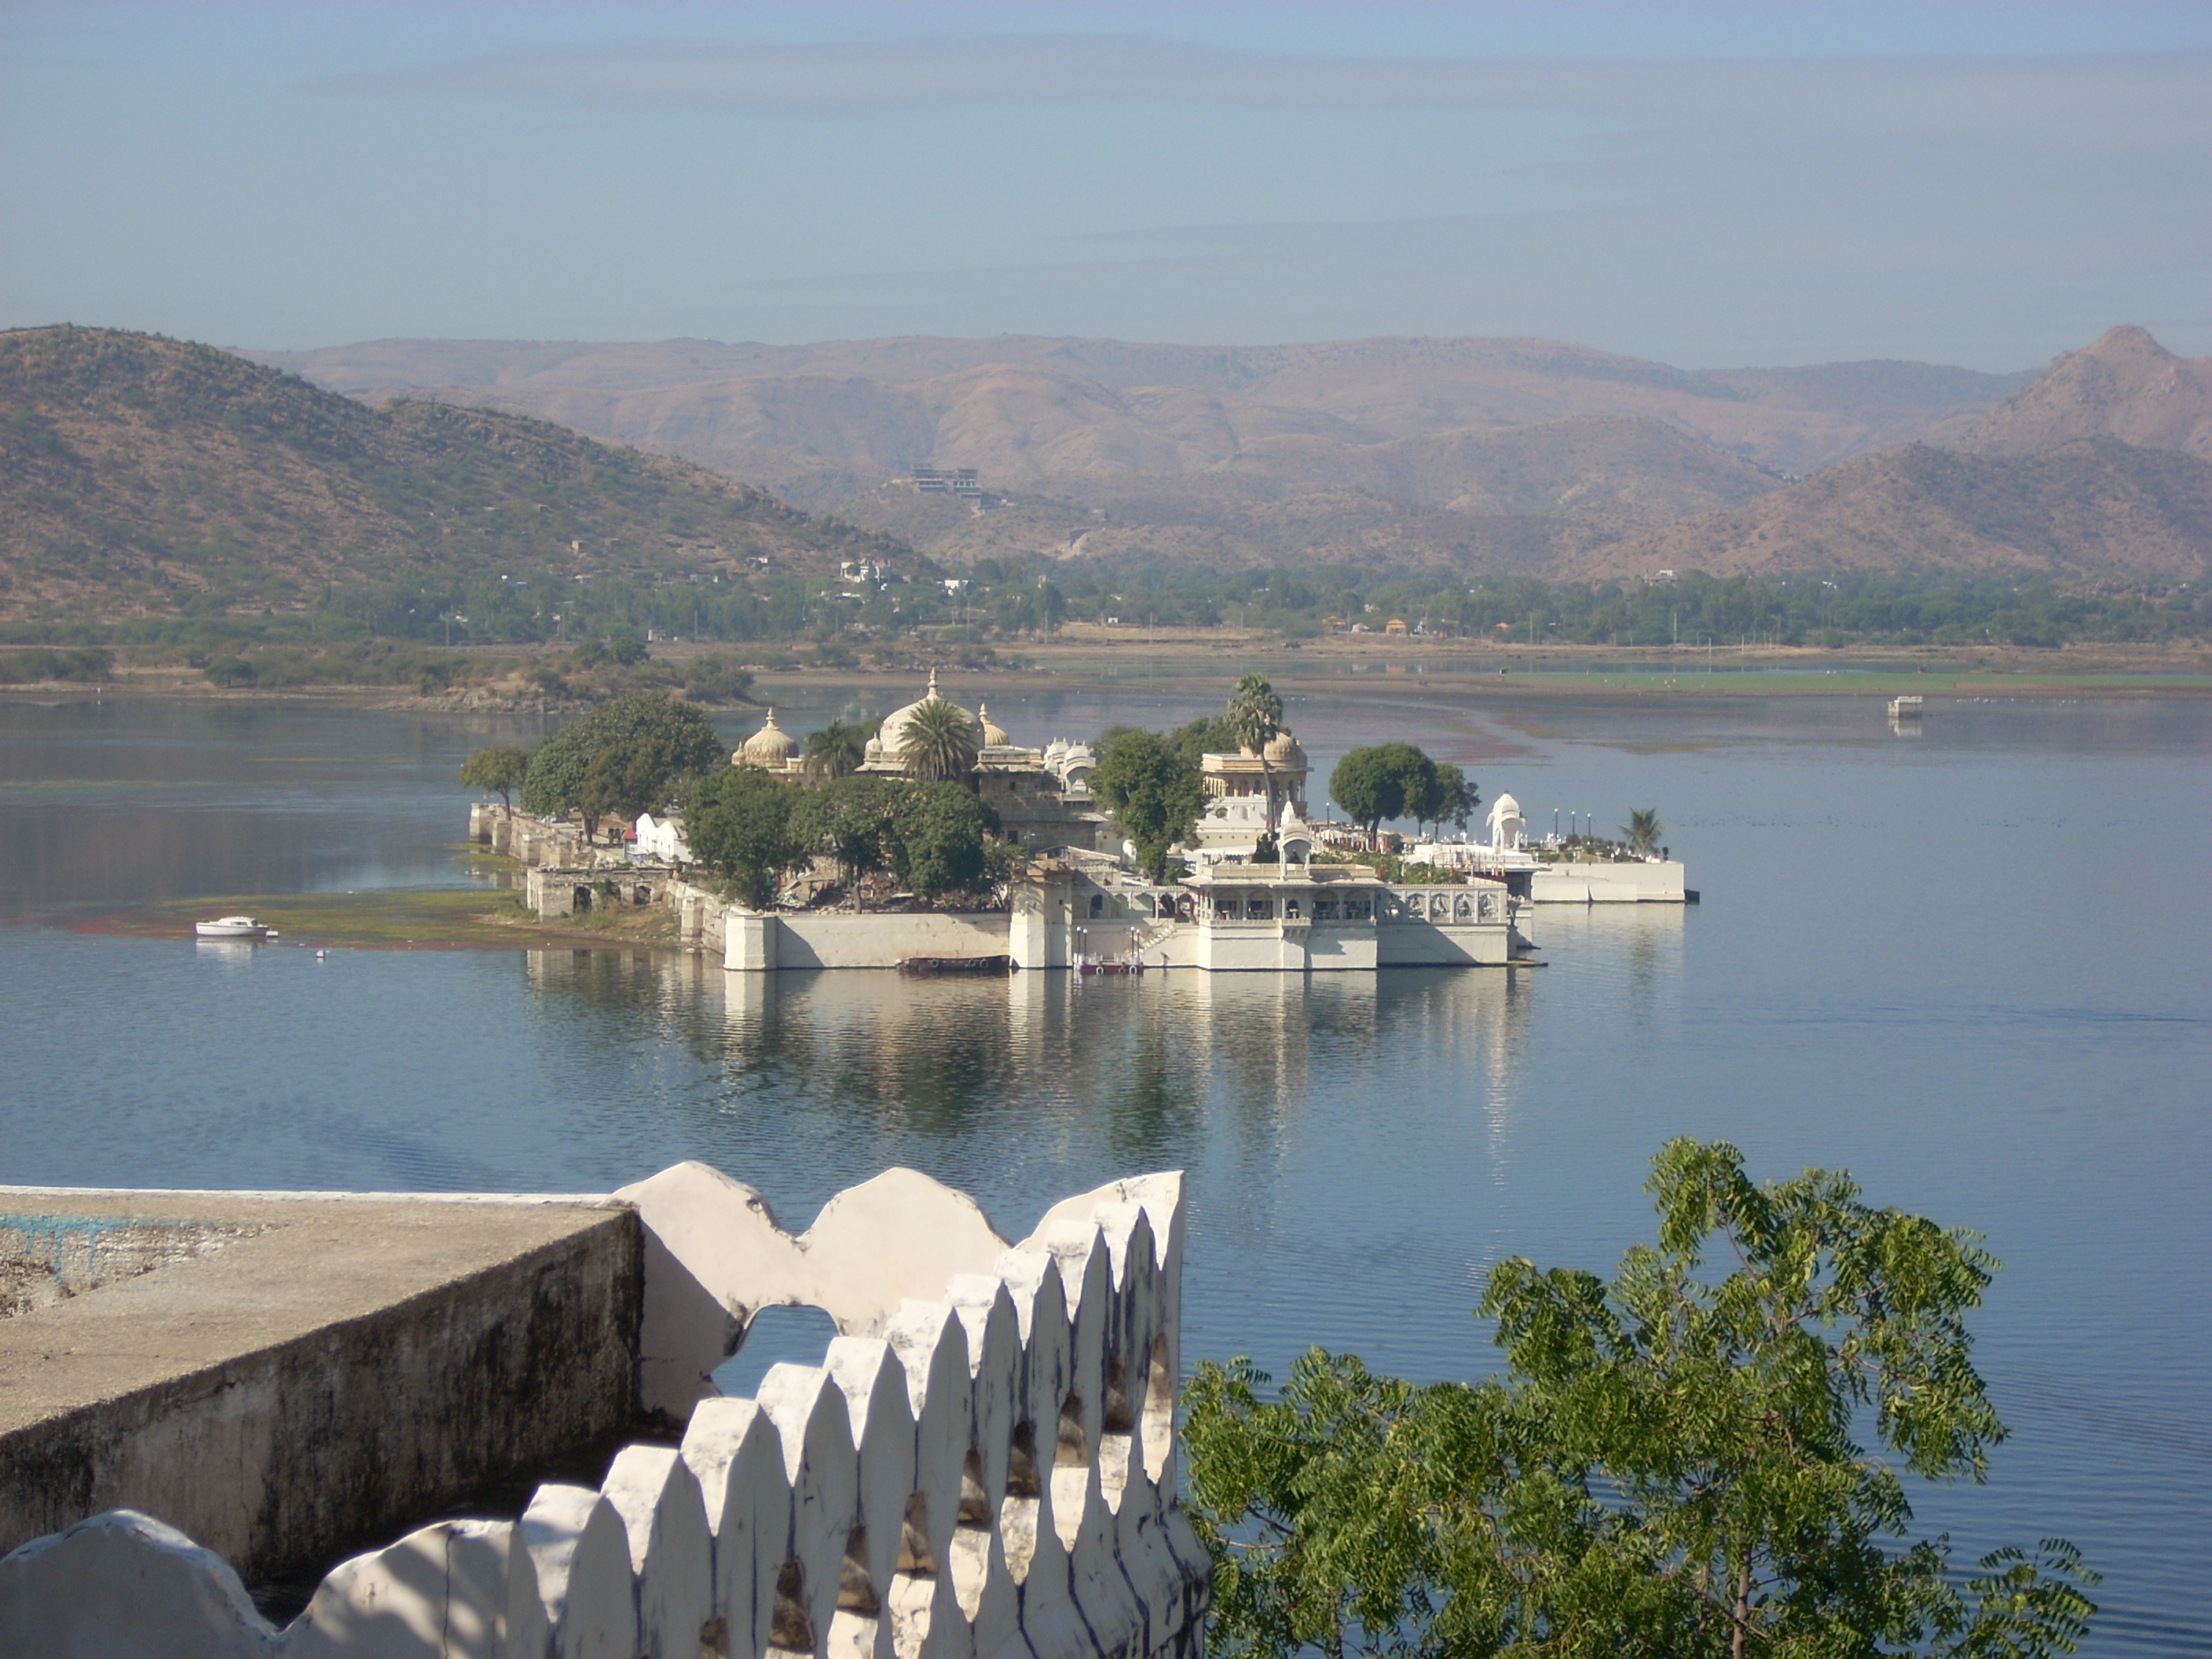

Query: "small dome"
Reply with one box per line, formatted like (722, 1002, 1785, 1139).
(1263, 730, 1306, 766)
(977, 701, 1010, 749)
(738, 709, 798, 766)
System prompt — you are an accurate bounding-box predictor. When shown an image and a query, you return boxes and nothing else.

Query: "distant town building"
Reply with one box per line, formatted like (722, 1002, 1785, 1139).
(910, 465, 982, 497)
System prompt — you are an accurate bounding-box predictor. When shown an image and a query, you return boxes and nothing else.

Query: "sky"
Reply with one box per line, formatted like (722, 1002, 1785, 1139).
(3, 2, 2209, 368)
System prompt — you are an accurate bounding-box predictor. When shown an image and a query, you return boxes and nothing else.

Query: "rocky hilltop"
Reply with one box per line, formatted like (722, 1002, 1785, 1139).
(1569, 438, 2212, 583)
(0, 327, 897, 621)
(1938, 325, 2212, 463)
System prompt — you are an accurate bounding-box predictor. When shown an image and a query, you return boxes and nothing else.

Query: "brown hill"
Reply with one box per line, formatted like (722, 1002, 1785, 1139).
(1937, 325, 2212, 462)
(1571, 438, 2212, 583)
(259, 333, 2028, 489)
(0, 327, 893, 621)
(257, 332, 2032, 576)
(825, 415, 1778, 574)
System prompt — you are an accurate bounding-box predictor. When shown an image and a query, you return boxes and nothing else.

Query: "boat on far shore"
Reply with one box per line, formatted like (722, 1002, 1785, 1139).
(194, 916, 275, 939)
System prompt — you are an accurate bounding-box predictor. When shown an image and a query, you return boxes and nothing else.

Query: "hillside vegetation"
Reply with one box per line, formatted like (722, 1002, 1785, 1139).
(257, 331, 2032, 574)
(1577, 437, 2212, 583)
(0, 326, 902, 624)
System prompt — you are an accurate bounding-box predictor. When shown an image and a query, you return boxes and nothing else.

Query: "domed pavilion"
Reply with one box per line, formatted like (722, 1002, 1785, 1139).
(734, 709, 805, 778)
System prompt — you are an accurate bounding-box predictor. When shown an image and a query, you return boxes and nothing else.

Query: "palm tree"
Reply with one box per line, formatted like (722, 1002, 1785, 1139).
(1225, 672, 1284, 755)
(899, 696, 980, 784)
(1622, 807, 1664, 855)
(1226, 672, 1285, 832)
(804, 719, 868, 779)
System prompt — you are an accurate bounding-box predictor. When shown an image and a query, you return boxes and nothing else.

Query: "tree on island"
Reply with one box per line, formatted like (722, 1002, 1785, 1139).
(1406, 760, 1479, 840)
(684, 765, 804, 909)
(1225, 672, 1284, 756)
(1170, 715, 1239, 768)
(1330, 742, 1437, 837)
(899, 697, 981, 784)
(1184, 1139, 2097, 1659)
(460, 745, 531, 816)
(793, 774, 906, 907)
(889, 782, 1002, 899)
(1623, 807, 1664, 855)
(519, 693, 725, 837)
(804, 717, 873, 779)
(1094, 729, 1206, 884)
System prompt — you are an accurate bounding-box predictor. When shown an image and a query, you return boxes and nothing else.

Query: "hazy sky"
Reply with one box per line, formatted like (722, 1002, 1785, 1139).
(5, 2, 2209, 367)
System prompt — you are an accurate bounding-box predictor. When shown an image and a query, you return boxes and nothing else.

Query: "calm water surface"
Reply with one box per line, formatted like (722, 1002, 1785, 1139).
(1, 688, 2207, 1654)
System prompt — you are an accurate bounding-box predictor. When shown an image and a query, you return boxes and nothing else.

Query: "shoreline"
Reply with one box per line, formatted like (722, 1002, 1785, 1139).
(60, 886, 688, 954)
(4, 635, 2210, 711)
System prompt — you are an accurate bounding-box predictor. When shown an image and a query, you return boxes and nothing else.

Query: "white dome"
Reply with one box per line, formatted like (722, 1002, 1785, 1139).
(873, 670, 980, 764)
(1262, 730, 1306, 766)
(738, 709, 797, 766)
(976, 701, 1010, 748)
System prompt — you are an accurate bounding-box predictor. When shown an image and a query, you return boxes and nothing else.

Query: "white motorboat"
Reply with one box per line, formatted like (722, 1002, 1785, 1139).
(194, 915, 275, 939)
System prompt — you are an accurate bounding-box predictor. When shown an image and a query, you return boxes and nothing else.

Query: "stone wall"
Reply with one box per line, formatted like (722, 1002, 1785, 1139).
(0, 1167, 1210, 1659)
(1526, 859, 1686, 903)
(0, 1196, 640, 1578)
(726, 913, 1015, 972)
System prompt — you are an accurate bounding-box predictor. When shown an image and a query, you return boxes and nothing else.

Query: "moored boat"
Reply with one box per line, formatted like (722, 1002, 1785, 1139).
(194, 915, 274, 939)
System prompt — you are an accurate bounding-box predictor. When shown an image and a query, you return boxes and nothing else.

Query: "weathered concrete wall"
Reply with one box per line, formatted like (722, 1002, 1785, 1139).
(1527, 859, 1686, 903)
(0, 1193, 640, 1581)
(1, 1167, 1210, 1659)
(724, 911, 1013, 971)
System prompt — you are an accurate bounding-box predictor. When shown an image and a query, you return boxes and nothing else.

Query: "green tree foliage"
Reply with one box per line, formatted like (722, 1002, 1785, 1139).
(577, 741, 694, 840)
(0, 646, 112, 683)
(459, 745, 531, 815)
(1094, 728, 1206, 883)
(890, 783, 1002, 899)
(684, 765, 803, 908)
(1623, 807, 1664, 855)
(804, 717, 872, 779)
(1184, 1139, 2099, 1659)
(1330, 742, 1438, 833)
(203, 656, 257, 688)
(1171, 716, 1238, 768)
(793, 774, 906, 905)
(1225, 672, 1285, 756)
(518, 692, 725, 826)
(899, 696, 982, 783)
(1405, 761, 1479, 839)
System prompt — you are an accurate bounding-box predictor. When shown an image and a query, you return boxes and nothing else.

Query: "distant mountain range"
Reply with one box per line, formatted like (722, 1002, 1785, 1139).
(4, 322, 2205, 626)
(0, 327, 895, 621)
(257, 326, 2212, 584)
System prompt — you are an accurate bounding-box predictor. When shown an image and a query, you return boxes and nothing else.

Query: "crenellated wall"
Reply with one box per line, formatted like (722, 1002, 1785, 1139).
(0, 1167, 1210, 1659)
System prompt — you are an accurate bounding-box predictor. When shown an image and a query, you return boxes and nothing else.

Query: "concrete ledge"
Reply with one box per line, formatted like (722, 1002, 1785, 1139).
(0, 1189, 641, 1580)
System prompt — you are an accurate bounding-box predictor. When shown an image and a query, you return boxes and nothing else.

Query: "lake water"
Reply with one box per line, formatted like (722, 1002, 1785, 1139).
(2, 686, 2207, 1655)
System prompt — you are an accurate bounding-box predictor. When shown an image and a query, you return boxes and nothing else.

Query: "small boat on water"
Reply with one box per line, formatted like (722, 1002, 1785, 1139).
(897, 954, 1013, 976)
(1888, 694, 1925, 718)
(194, 915, 276, 939)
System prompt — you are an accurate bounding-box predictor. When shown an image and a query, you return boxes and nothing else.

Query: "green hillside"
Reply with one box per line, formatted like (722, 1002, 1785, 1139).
(0, 325, 906, 624)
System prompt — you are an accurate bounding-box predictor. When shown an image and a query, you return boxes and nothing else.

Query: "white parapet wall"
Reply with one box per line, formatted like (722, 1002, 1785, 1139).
(1526, 859, 1686, 904)
(0, 1165, 1210, 1659)
(726, 913, 1016, 972)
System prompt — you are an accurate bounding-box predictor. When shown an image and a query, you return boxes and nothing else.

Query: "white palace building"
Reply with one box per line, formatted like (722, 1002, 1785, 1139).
(709, 676, 1538, 974)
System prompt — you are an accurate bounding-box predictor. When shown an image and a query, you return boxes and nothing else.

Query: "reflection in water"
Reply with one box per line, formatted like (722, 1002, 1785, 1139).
(514, 956, 1547, 1188)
